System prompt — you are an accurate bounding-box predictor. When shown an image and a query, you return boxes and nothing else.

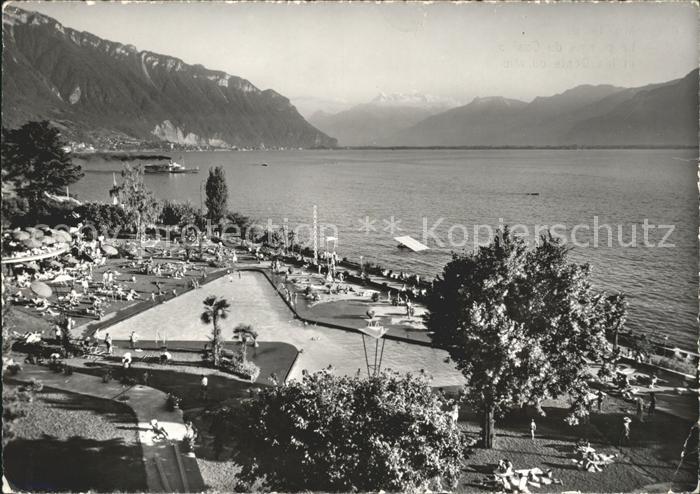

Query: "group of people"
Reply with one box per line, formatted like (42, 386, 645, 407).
(572, 441, 616, 472)
(149, 418, 198, 444)
(491, 459, 562, 492)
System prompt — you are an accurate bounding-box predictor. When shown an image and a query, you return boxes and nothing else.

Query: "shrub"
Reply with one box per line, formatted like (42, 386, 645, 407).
(221, 355, 260, 382)
(6, 363, 22, 375)
(101, 367, 112, 383)
(166, 393, 182, 411)
(229, 369, 466, 492)
(121, 375, 137, 386)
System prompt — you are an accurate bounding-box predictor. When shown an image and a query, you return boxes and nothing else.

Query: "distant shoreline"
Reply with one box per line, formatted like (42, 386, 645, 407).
(73, 145, 698, 155)
(343, 145, 699, 151)
(74, 152, 173, 161)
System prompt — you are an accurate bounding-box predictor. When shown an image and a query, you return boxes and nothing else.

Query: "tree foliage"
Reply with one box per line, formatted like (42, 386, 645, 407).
(1, 121, 83, 204)
(601, 293, 628, 350)
(73, 202, 138, 237)
(425, 228, 626, 447)
(160, 200, 203, 228)
(233, 323, 258, 362)
(226, 369, 466, 492)
(110, 164, 162, 238)
(201, 295, 231, 368)
(205, 166, 228, 224)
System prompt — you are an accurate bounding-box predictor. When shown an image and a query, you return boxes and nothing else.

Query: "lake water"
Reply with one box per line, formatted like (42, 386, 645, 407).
(72, 149, 698, 350)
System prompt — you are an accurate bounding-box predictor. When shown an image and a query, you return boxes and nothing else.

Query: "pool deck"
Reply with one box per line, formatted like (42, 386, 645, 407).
(98, 270, 466, 387)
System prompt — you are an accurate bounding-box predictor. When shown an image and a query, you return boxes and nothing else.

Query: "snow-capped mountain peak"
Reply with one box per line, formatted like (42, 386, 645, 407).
(370, 92, 460, 109)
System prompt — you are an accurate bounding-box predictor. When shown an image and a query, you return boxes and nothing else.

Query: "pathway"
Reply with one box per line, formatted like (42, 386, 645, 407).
(8, 364, 205, 493)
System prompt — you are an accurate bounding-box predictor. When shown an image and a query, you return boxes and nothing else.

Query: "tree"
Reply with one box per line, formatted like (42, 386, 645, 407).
(225, 369, 465, 492)
(160, 200, 202, 228)
(425, 228, 624, 448)
(201, 296, 231, 367)
(2, 121, 83, 205)
(74, 202, 138, 237)
(205, 166, 228, 226)
(233, 323, 258, 362)
(602, 293, 627, 352)
(110, 164, 162, 244)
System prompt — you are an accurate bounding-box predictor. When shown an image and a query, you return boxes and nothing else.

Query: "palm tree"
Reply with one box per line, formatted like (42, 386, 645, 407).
(233, 323, 258, 362)
(201, 296, 231, 367)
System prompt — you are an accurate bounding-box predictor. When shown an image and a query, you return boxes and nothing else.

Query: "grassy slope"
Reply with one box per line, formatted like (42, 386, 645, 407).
(2, 386, 147, 493)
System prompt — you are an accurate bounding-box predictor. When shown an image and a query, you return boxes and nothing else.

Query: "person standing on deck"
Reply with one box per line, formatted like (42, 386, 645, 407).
(648, 392, 656, 415)
(619, 416, 632, 445)
(530, 419, 537, 440)
(54, 324, 62, 342)
(129, 331, 138, 349)
(200, 374, 209, 401)
(104, 333, 113, 355)
(597, 390, 604, 412)
(636, 396, 645, 423)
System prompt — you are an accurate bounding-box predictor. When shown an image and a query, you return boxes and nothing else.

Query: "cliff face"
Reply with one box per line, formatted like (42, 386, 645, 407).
(2, 6, 337, 149)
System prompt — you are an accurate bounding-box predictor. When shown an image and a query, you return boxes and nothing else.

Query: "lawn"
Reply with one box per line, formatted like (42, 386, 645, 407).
(456, 399, 697, 493)
(2, 385, 147, 492)
(5, 307, 56, 340)
(184, 403, 245, 491)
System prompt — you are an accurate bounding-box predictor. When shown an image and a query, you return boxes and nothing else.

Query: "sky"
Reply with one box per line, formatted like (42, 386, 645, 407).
(14, 1, 699, 116)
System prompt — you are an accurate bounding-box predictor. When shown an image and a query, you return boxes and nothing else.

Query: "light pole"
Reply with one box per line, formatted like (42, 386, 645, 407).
(359, 322, 388, 378)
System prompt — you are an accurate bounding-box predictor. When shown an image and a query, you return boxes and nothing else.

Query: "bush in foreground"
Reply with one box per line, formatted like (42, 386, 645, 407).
(227, 369, 466, 492)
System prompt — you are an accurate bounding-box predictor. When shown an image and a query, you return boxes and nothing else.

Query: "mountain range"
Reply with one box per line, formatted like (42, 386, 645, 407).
(309, 93, 459, 147)
(1, 6, 336, 149)
(312, 72, 698, 147)
(2, 6, 696, 150)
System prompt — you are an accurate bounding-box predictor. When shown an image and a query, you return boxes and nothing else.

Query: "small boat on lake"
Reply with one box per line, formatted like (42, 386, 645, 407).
(144, 161, 199, 174)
